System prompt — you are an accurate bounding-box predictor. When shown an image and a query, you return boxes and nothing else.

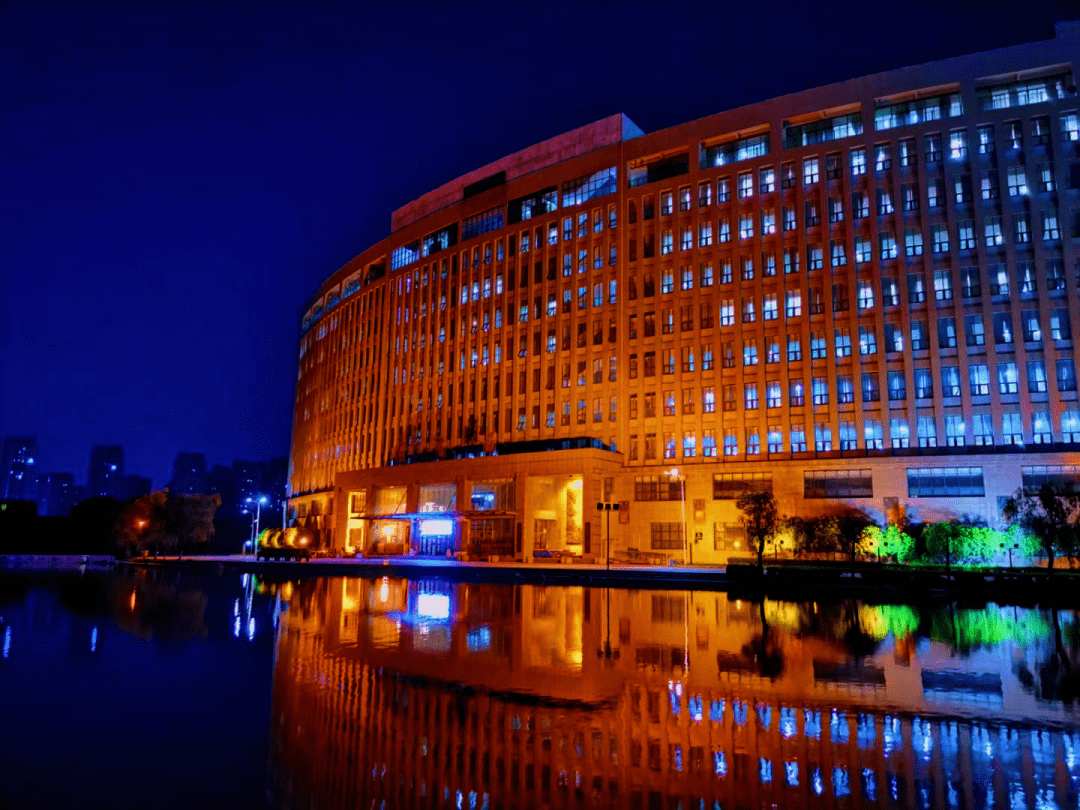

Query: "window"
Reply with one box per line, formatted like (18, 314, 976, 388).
(804, 469, 872, 498)
(811, 377, 828, 406)
(852, 191, 868, 219)
(785, 289, 802, 318)
(698, 181, 713, 207)
(917, 415, 937, 448)
(910, 320, 928, 351)
(965, 314, 985, 346)
(660, 191, 674, 216)
(969, 363, 990, 395)
(1059, 359, 1078, 392)
(877, 188, 894, 215)
(977, 124, 995, 153)
(1023, 464, 1080, 490)
(803, 157, 819, 185)
(958, 221, 975, 250)
(713, 472, 773, 499)
(829, 197, 844, 223)
(1043, 212, 1061, 240)
(837, 374, 854, 403)
(949, 129, 968, 159)
(998, 361, 1018, 394)
(790, 379, 805, 406)
(1014, 215, 1031, 244)
(888, 370, 906, 401)
(815, 422, 833, 451)
(650, 523, 685, 550)
(1033, 411, 1053, 444)
(1047, 259, 1066, 291)
(914, 368, 933, 399)
(850, 147, 866, 176)
(1050, 307, 1072, 340)
(859, 325, 877, 355)
(703, 430, 717, 457)
(767, 426, 784, 453)
(884, 323, 904, 353)
(924, 133, 942, 163)
(862, 372, 880, 402)
(723, 428, 739, 456)
(931, 224, 949, 254)
(738, 172, 754, 198)
(1007, 166, 1028, 196)
(940, 365, 961, 397)
(857, 279, 873, 310)
(1022, 310, 1042, 343)
(972, 413, 994, 446)
(926, 178, 943, 208)
(833, 329, 850, 358)
(790, 424, 807, 452)
(759, 166, 775, 193)
(874, 144, 890, 171)
(907, 467, 984, 497)
(787, 336, 802, 362)
(902, 183, 919, 212)
(864, 419, 883, 449)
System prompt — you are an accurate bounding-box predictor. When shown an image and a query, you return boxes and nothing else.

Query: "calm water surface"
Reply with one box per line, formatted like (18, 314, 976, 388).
(2, 569, 1080, 809)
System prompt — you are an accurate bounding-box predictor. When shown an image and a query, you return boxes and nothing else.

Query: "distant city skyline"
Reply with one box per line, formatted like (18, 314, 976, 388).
(1, 434, 287, 519)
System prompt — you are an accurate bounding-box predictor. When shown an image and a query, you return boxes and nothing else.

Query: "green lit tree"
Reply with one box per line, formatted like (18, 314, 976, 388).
(736, 490, 781, 568)
(1001, 483, 1080, 571)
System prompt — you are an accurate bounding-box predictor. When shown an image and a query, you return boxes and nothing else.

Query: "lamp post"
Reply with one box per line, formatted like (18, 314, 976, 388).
(668, 468, 688, 565)
(244, 495, 269, 556)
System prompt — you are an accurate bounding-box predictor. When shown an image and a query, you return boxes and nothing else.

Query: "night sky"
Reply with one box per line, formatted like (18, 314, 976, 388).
(1, 0, 1071, 488)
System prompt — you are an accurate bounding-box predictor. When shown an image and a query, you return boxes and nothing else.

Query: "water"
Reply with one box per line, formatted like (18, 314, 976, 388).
(2, 570, 1080, 808)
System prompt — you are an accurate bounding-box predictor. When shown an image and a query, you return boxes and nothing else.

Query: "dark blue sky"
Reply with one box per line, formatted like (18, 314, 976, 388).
(0, 0, 1070, 488)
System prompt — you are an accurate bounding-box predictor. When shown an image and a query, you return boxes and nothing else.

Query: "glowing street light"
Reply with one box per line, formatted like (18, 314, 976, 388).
(244, 495, 269, 556)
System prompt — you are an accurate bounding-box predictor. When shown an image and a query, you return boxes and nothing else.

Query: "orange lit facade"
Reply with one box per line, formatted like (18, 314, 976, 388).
(289, 27, 1080, 561)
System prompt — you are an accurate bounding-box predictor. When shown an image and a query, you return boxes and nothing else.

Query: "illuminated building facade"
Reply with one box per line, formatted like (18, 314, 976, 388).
(290, 26, 1080, 561)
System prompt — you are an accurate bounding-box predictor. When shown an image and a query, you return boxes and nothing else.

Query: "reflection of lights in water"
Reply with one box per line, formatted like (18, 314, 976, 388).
(668, 680, 682, 716)
(780, 707, 797, 738)
(466, 626, 490, 652)
(233, 616, 241, 638)
(416, 594, 450, 621)
(834, 767, 852, 796)
(863, 768, 876, 800)
(247, 618, 256, 641)
(785, 761, 799, 786)
(241, 574, 249, 588)
(813, 768, 824, 795)
(380, 579, 389, 603)
(130, 591, 136, 611)
(713, 751, 726, 777)
(233, 599, 240, 617)
(2, 626, 11, 658)
(758, 757, 771, 782)
(689, 694, 703, 723)
(90, 626, 98, 654)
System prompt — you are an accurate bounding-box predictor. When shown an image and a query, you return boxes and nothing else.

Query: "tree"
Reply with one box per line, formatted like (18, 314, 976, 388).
(112, 491, 220, 559)
(1001, 483, 1080, 571)
(736, 490, 781, 568)
(863, 524, 916, 563)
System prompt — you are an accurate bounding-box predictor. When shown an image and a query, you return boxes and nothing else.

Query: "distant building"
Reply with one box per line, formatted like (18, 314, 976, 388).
(117, 475, 152, 501)
(1, 436, 37, 501)
(87, 445, 124, 499)
(34, 472, 75, 517)
(207, 464, 239, 514)
(169, 452, 207, 495)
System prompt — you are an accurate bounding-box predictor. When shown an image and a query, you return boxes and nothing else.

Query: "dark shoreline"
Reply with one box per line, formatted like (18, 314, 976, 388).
(105, 555, 1080, 606)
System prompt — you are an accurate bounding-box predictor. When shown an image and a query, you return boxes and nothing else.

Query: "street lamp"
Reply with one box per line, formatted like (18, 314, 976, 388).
(244, 495, 269, 556)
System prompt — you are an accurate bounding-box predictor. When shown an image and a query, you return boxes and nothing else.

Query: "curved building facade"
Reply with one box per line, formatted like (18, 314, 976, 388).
(289, 26, 1080, 561)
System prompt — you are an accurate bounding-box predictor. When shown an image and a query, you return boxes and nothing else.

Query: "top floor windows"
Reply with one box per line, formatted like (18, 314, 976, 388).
(461, 207, 504, 241)
(508, 187, 557, 224)
(561, 167, 618, 207)
(700, 132, 770, 168)
(874, 91, 963, 130)
(421, 223, 458, 257)
(977, 71, 1073, 111)
(391, 240, 421, 271)
(629, 152, 689, 188)
(783, 111, 863, 148)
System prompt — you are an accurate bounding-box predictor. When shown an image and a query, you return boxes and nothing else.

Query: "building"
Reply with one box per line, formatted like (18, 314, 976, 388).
(87, 445, 124, 500)
(0, 436, 37, 501)
(289, 25, 1080, 562)
(34, 472, 75, 517)
(116, 475, 152, 502)
(169, 452, 207, 495)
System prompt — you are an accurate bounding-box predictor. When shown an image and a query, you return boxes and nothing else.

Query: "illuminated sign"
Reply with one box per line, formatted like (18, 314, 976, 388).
(416, 593, 450, 620)
(418, 518, 454, 537)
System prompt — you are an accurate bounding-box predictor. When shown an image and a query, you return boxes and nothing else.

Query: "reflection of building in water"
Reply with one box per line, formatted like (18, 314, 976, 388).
(270, 579, 1080, 809)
